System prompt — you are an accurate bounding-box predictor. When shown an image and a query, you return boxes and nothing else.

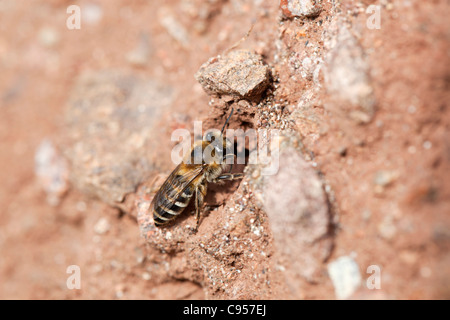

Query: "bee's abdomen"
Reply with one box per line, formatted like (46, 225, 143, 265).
(153, 186, 194, 226)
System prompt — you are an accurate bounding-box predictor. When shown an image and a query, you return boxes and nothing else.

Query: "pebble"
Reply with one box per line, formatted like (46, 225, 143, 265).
(324, 19, 375, 123)
(373, 170, 397, 187)
(327, 256, 362, 299)
(82, 3, 103, 25)
(94, 217, 111, 235)
(142, 272, 151, 281)
(34, 139, 69, 206)
(126, 33, 150, 66)
(195, 50, 270, 101)
(38, 27, 60, 47)
(423, 141, 432, 149)
(114, 284, 125, 299)
(377, 216, 397, 240)
(280, 0, 322, 19)
(337, 146, 347, 156)
(134, 247, 145, 264)
(159, 8, 189, 48)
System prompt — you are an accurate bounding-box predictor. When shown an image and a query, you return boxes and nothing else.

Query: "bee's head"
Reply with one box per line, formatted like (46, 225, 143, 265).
(203, 129, 233, 165)
(201, 108, 234, 164)
(203, 129, 230, 150)
(204, 129, 221, 143)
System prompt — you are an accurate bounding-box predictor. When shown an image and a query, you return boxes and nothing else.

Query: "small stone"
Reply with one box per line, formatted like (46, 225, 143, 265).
(195, 50, 270, 101)
(350, 110, 372, 124)
(327, 256, 362, 300)
(94, 217, 111, 235)
(237, 100, 251, 109)
(377, 216, 397, 240)
(337, 146, 347, 156)
(324, 19, 375, 123)
(134, 247, 145, 264)
(38, 27, 60, 47)
(251, 169, 260, 179)
(142, 272, 151, 280)
(114, 284, 126, 298)
(300, 57, 314, 80)
(159, 7, 189, 48)
(374, 170, 398, 187)
(126, 33, 151, 67)
(280, 0, 322, 19)
(34, 139, 69, 206)
(423, 141, 432, 149)
(82, 3, 103, 25)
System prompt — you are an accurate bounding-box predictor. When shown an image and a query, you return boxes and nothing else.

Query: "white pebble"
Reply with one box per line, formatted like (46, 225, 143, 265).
(94, 218, 110, 235)
(423, 141, 432, 149)
(327, 256, 362, 299)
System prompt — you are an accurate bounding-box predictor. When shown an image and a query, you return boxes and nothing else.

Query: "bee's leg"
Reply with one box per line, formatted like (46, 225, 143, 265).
(212, 173, 244, 183)
(224, 153, 236, 173)
(194, 184, 207, 229)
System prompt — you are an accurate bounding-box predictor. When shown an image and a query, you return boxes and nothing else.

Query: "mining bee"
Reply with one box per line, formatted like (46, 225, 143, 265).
(151, 108, 243, 229)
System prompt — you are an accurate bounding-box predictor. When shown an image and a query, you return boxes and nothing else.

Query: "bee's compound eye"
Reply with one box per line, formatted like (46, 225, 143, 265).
(204, 129, 221, 142)
(205, 132, 214, 142)
(214, 144, 223, 155)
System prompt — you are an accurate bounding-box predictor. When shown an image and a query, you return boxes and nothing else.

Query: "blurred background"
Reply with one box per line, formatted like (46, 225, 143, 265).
(0, 0, 449, 299)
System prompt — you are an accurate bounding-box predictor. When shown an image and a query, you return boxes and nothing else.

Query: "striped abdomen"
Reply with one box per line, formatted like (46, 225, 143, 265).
(152, 182, 195, 226)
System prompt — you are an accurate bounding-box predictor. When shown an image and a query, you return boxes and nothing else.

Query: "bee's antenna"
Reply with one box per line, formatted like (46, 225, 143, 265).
(221, 108, 234, 134)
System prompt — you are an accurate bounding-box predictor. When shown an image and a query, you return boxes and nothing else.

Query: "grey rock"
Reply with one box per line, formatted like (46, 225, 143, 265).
(246, 131, 332, 283)
(195, 50, 270, 101)
(323, 18, 375, 123)
(280, 0, 322, 19)
(63, 70, 174, 206)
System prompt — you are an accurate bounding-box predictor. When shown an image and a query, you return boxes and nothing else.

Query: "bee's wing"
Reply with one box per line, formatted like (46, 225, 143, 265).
(154, 163, 205, 209)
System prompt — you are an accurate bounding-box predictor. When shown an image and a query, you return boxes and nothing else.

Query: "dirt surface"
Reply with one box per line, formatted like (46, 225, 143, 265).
(0, 0, 449, 299)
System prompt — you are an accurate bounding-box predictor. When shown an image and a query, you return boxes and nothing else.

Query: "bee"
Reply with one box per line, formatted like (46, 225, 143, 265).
(151, 108, 243, 229)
